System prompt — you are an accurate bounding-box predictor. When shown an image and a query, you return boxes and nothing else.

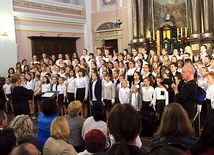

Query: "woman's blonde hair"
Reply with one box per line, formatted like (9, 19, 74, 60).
(185, 46, 193, 55)
(9, 115, 33, 139)
(154, 102, 194, 139)
(50, 116, 70, 139)
(67, 100, 82, 117)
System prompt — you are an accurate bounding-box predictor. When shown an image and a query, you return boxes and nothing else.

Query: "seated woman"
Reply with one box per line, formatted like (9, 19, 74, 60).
(9, 115, 42, 152)
(96, 104, 145, 155)
(0, 128, 17, 155)
(82, 102, 107, 140)
(65, 101, 85, 152)
(43, 116, 77, 155)
(151, 102, 197, 149)
(190, 109, 214, 155)
(36, 98, 58, 148)
(78, 129, 106, 155)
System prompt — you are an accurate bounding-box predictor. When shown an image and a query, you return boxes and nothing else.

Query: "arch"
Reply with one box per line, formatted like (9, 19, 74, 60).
(93, 19, 121, 32)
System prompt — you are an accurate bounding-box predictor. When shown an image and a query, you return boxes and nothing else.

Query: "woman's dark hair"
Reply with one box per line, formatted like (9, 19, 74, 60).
(108, 104, 141, 155)
(93, 102, 106, 122)
(78, 68, 86, 77)
(0, 128, 17, 155)
(149, 146, 186, 155)
(43, 76, 50, 84)
(41, 98, 58, 116)
(8, 68, 15, 74)
(190, 109, 214, 154)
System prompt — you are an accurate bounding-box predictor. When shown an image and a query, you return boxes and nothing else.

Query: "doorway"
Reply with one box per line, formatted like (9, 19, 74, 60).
(105, 39, 118, 51)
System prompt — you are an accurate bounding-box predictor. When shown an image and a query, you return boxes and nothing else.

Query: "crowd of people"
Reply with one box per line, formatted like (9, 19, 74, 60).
(0, 44, 214, 154)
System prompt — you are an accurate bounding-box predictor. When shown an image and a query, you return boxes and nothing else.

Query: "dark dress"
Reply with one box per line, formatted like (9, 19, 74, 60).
(151, 136, 197, 149)
(12, 86, 33, 116)
(95, 144, 146, 155)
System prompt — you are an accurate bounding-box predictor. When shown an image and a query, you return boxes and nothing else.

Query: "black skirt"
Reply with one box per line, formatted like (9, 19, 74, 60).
(103, 99, 112, 110)
(76, 88, 85, 103)
(155, 99, 165, 114)
(58, 94, 65, 105)
(67, 92, 74, 103)
(142, 101, 154, 112)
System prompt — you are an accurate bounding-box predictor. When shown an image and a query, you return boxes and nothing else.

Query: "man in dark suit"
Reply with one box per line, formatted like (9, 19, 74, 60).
(172, 64, 198, 121)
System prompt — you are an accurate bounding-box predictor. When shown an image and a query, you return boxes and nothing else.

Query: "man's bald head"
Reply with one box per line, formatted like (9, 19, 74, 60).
(181, 64, 195, 82)
(11, 143, 40, 155)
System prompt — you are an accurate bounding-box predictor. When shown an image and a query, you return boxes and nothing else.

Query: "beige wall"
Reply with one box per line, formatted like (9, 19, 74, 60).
(91, 0, 132, 53)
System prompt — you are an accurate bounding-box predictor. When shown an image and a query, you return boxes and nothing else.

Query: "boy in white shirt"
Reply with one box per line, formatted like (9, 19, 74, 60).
(119, 80, 130, 104)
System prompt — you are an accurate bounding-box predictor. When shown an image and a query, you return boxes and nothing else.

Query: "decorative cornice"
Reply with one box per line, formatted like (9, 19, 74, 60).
(14, 11, 86, 24)
(15, 24, 84, 33)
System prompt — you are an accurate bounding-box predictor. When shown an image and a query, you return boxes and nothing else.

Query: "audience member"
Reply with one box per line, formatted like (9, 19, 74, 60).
(95, 104, 145, 155)
(36, 98, 58, 148)
(151, 103, 197, 149)
(0, 128, 17, 155)
(149, 146, 186, 155)
(78, 129, 106, 155)
(190, 109, 214, 155)
(82, 102, 107, 143)
(65, 101, 85, 152)
(43, 116, 77, 155)
(9, 115, 42, 152)
(0, 110, 8, 129)
(11, 143, 41, 155)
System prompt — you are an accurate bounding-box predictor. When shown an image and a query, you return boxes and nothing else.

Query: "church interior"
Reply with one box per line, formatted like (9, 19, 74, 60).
(0, 0, 214, 154)
(0, 0, 213, 76)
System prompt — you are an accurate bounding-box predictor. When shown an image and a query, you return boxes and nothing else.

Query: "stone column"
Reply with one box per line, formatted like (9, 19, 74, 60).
(189, 0, 201, 39)
(138, 0, 147, 41)
(132, 0, 138, 41)
(201, 0, 213, 38)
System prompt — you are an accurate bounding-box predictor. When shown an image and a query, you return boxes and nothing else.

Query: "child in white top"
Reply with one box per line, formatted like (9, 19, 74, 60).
(57, 77, 67, 116)
(119, 80, 130, 104)
(152, 77, 169, 120)
(66, 69, 76, 103)
(141, 77, 155, 112)
(34, 74, 42, 114)
(3, 78, 14, 112)
(25, 73, 34, 114)
(206, 72, 214, 110)
(129, 85, 142, 111)
(41, 76, 51, 93)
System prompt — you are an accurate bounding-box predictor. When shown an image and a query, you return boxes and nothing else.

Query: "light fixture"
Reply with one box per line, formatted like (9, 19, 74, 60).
(1, 31, 9, 36)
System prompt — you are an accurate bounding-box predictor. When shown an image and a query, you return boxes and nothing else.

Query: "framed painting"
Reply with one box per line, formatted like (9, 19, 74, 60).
(154, 0, 187, 30)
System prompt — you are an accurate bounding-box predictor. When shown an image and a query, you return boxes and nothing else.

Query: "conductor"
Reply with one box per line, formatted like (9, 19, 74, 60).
(171, 64, 198, 120)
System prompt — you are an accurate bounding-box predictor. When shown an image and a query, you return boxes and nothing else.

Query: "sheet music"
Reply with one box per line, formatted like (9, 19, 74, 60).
(42, 92, 55, 97)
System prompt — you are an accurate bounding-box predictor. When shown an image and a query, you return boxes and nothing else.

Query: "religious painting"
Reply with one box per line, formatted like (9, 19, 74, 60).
(154, 0, 187, 30)
(97, 22, 120, 31)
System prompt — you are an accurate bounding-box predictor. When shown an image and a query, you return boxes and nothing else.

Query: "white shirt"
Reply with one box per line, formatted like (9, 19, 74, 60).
(126, 68, 136, 76)
(57, 84, 66, 96)
(198, 77, 208, 91)
(82, 116, 107, 139)
(152, 87, 169, 106)
(26, 80, 34, 90)
(131, 92, 140, 111)
(42, 83, 51, 93)
(76, 76, 88, 98)
(206, 84, 214, 109)
(34, 81, 41, 94)
(141, 86, 155, 102)
(92, 80, 97, 101)
(119, 87, 130, 104)
(3, 84, 12, 94)
(66, 77, 76, 93)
